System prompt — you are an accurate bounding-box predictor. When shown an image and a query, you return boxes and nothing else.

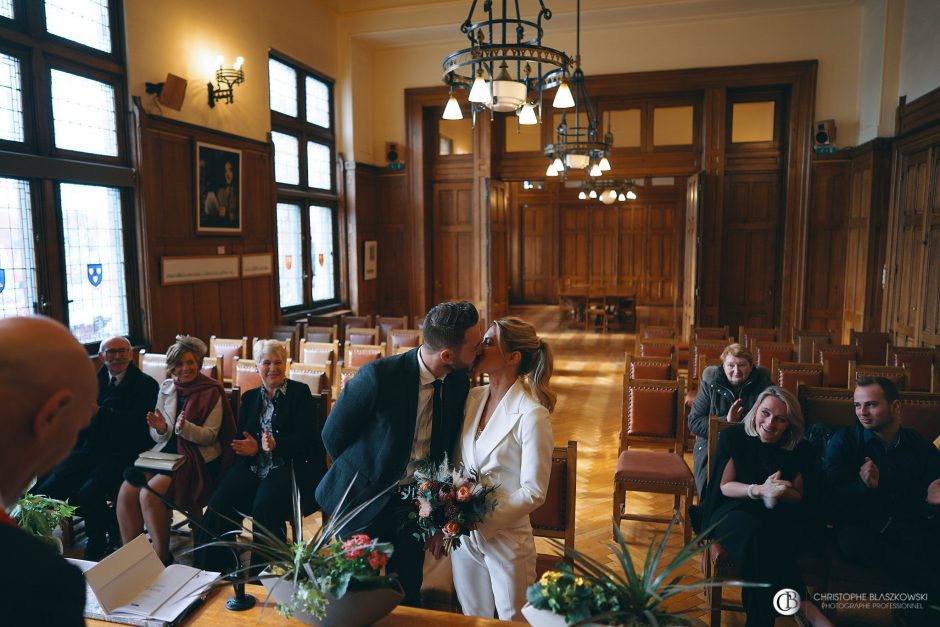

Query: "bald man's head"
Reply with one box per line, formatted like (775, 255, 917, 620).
(0, 316, 97, 503)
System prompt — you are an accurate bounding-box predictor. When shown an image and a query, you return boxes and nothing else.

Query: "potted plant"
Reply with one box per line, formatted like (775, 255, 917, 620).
(201, 477, 403, 626)
(523, 518, 760, 626)
(11, 493, 77, 553)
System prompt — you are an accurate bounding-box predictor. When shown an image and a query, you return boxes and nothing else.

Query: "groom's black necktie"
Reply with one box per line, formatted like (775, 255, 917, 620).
(429, 379, 444, 461)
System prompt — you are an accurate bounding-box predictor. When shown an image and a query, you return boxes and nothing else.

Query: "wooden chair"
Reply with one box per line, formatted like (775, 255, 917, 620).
(343, 315, 373, 341)
(849, 330, 891, 366)
(232, 358, 263, 392)
(691, 325, 731, 342)
(530, 440, 577, 578)
(209, 336, 248, 385)
(640, 325, 678, 339)
(345, 344, 385, 367)
(413, 315, 425, 331)
(200, 356, 220, 382)
(298, 339, 339, 366)
(898, 391, 940, 441)
(625, 353, 675, 381)
(252, 337, 291, 362)
(139, 350, 167, 383)
(346, 327, 380, 346)
(754, 340, 795, 371)
(889, 346, 939, 392)
(387, 329, 422, 356)
(269, 324, 300, 360)
(793, 328, 831, 363)
(375, 315, 408, 343)
(304, 325, 337, 343)
(288, 362, 332, 409)
(738, 326, 778, 352)
(817, 344, 857, 387)
(337, 366, 359, 397)
(851, 364, 907, 390)
(636, 338, 676, 360)
(796, 384, 856, 430)
(613, 377, 694, 544)
(774, 361, 823, 396)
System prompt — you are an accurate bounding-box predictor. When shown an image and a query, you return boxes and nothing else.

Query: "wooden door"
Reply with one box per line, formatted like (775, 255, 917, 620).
(588, 205, 618, 287)
(559, 204, 589, 286)
(918, 147, 940, 346)
(682, 173, 703, 341)
(804, 160, 848, 336)
(432, 182, 476, 305)
(842, 158, 873, 341)
(617, 202, 645, 298)
(489, 180, 509, 319)
(889, 150, 929, 345)
(521, 202, 551, 302)
(719, 173, 782, 331)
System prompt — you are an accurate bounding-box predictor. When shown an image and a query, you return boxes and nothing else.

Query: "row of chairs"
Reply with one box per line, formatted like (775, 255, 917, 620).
(272, 314, 424, 361)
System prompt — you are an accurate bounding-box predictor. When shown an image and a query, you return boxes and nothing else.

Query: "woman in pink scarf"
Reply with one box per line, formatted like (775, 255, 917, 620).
(116, 335, 235, 564)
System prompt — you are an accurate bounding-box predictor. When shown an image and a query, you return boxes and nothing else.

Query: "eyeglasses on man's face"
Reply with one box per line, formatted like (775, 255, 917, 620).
(104, 347, 130, 357)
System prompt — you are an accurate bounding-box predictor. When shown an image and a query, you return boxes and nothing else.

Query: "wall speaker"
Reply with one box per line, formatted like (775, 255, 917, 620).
(144, 73, 187, 111)
(385, 142, 400, 164)
(814, 119, 836, 146)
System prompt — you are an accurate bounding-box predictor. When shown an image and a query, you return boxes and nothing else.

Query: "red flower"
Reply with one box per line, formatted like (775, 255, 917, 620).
(456, 484, 472, 502)
(438, 484, 455, 503)
(368, 549, 388, 570)
(442, 521, 461, 538)
(343, 533, 371, 559)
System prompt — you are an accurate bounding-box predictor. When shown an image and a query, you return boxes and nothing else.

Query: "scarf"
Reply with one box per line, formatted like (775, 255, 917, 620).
(171, 373, 236, 512)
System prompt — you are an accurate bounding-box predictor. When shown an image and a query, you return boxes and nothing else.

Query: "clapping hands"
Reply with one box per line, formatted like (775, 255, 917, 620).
(146, 408, 168, 434)
(261, 427, 276, 452)
(231, 431, 259, 456)
(760, 470, 791, 509)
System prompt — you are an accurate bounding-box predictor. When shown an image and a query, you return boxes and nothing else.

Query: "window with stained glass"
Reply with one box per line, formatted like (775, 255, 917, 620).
(0, 178, 38, 318)
(0, 52, 24, 142)
(309, 205, 335, 301)
(276, 203, 304, 308)
(50, 69, 118, 155)
(44, 0, 112, 53)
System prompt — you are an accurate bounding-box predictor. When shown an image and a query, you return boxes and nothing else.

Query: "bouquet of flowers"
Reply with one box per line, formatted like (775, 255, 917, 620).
(404, 455, 497, 554)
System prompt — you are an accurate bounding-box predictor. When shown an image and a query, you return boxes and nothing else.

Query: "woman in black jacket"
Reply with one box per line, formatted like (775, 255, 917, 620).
(196, 340, 326, 572)
(688, 342, 773, 495)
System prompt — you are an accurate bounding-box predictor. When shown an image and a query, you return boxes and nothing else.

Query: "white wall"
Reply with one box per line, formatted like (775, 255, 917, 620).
(125, 0, 339, 142)
(899, 0, 940, 103)
(360, 5, 863, 163)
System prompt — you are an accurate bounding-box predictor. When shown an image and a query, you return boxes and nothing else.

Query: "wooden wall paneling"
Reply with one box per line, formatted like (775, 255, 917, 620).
(377, 171, 410, 316)
(698, 87, 727, 327)
(489, 180, 509, 319)
(560, 204, 589, 286)
(719, 172, 782, 331)
(431, 182, 477, 305)
(804, 156, 849, 335)
(681, 173, 703, 341)
(136, 112, 276, 351)
(616, 202, 644, 298)
(348, 162, 381, 316)
(474, 115, 493, 321)
(919, 147, 940, 345)
(521, 199, 550, 302)
(646, 201, 681, 305)
(589, 205, 618, 287)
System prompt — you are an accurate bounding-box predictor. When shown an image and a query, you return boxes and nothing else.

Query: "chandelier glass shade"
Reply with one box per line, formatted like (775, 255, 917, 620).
(543, 1, 611, 177)
(579, 180, 637, 204)
(442, 1, 573, 124)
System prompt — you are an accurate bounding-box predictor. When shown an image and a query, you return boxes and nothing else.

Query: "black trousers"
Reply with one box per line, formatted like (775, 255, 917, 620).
(34, 451, 128, 548)
(195, 462, 293, 573)
(715, 508, 806, 627)
(364, 494, 425, 608)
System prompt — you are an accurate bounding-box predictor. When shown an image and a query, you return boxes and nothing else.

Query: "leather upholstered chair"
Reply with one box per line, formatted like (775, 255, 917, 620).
(344, 344, 384, 367)
(288, 363, 332, 410)
(774, 361, 823, 396)
(686, 340, 730, 407)
(796, 384, 855, 430)
(889, 346, 939, 392)
(754, 340, 795, 371)
(304, 325, 337, 343)
(816, 344, 857, 388)
(375, 315, 408, 343)
(626, 353, 675, 380)
(530, 440, 577, 578)
(738, 326, 778, 352)
(298, 339, 338, 367)
(613, 377, 694, 544)
(851, 364, 907, 390)
(690, 325, 731, 342)
(637, 338, 676, 360)
(346, 327, 380, 346)
(387, 329, 422, 356)
(232, 358, 263, 392)
(897, 391, 940, 441)
(200, 356, 220, 382)
(849, 330, 891, 366)
(793, 328, 831, 363)
(209, 336, 248, 385)
(139, 350, 168, 383)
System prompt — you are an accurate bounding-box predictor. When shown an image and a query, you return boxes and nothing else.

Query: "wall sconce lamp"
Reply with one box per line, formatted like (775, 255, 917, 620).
(208, 55, 244, 108)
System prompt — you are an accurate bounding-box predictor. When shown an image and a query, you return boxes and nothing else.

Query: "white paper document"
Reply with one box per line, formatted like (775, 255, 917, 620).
(68, 534, 219, 625)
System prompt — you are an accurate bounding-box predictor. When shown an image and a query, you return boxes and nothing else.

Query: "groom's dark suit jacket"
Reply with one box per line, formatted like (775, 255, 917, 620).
(315, 348, 470, 530)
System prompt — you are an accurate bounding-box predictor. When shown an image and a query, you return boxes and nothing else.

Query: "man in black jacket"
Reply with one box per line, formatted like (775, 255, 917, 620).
(316, 301, 482, 607)
(35, 335, 159, 559)
(0, 316, 99, 626)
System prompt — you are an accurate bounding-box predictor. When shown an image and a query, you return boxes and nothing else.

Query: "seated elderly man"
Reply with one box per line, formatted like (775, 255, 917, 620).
(34, 335, 159, 559)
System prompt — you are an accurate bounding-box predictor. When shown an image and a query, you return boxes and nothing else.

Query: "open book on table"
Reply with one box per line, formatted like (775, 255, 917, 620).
(67, 534, 219, 626)
(134, 451, 185, 472)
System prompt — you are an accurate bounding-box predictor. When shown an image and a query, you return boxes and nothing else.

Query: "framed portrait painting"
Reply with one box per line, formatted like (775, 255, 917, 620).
(196, 142, 242, 234)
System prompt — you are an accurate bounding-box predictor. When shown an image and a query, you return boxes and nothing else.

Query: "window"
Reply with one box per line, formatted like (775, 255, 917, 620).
(0, 1, 136, 347)
(269, 52, 339, 312)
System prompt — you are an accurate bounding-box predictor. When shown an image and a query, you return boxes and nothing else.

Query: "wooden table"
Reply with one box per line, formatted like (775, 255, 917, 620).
(86, 584, 509, 626)
(558, 288, 636, 331)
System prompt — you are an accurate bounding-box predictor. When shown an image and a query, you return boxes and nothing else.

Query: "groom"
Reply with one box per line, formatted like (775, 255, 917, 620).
(316, 300, 482, 606)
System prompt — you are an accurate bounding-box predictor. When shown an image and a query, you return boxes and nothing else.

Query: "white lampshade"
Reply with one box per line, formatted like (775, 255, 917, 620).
(551, 157, 565, 172)
(491, 79, 527, 112)
(626, 189, 637, 200)
(565, 153, 590, 169)
(553, 80, 575, 108)
(468, 71, 489, 104)
(442, 95, 463, 120)
(588, 189, 597, 199)
(589, 163, 602, 177)
(600, 189, 617, 205)
(546, 162, 559, 176)
(599, 156, 611, 171)
(578, 190, 587, 200)
(518, 102, 538, 125)
(618, 192, 626, 202)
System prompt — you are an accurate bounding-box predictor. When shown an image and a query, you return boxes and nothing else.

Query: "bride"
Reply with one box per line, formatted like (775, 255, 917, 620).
(450, 317, 555, 621)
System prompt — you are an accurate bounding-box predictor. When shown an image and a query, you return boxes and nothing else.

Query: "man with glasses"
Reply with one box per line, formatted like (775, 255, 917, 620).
(34, 336, 159, 560)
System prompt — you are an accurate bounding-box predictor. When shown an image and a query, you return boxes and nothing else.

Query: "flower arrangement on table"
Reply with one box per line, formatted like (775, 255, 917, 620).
(524, 518, 761, 626)
(403, 455, 497, 555)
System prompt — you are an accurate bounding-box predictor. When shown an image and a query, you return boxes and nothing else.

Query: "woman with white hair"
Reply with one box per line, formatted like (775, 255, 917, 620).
(699, 386, 831, 627)
(196, 340, 326, 573)
(117, 335, 236, 565)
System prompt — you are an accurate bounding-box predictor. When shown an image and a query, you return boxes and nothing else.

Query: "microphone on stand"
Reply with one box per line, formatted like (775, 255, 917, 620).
(122, 467, 256, 611)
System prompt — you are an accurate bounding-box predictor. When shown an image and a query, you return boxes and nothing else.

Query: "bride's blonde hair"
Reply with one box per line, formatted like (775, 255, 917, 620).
(493, 317, 556, 412)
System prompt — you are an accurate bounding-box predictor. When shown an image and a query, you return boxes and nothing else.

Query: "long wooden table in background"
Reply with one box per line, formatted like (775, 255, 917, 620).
(85, 584, 508, 626)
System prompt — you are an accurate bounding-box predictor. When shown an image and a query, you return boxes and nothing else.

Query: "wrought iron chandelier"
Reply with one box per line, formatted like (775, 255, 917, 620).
(543, 0, 612, 178)
(441, 1, 574, 125)
(579, 180, 637, 204)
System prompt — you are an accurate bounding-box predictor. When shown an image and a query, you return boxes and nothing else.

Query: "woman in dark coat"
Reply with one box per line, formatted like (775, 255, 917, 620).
(196, 340, 326, 572)
(688, 342, 773, 494)
(699, 386, 831, 627)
